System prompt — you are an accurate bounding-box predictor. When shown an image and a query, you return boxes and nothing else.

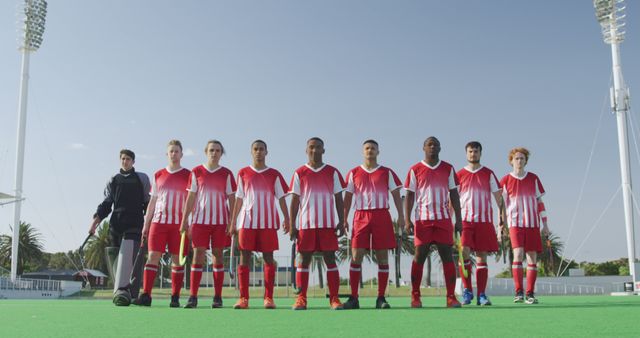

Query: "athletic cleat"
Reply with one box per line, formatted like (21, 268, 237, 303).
(170, 295, 180, 308)
(477, 293, 492, 306)
(411, 294, 423, 308)
(329, 296, 344, 310)
(462, 288, 474, 305)
(211, 296, 223, 308)
(525, 293, 538, 304)
(113, 289, 131, 306)
(184, 296, 198, 309)
(264, 297, 276, 309)
(343, 296, 360, 310)
(292, 295, 307, 310)
(514, 291, 525, 303)
(446, 295, 462, 308)
(131, 293, 152, 307)
(233, 297, 249, 309)
(375, 296, 391, 309)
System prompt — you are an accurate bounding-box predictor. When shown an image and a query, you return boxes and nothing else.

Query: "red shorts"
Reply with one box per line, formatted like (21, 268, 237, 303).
(148, 222, 183, 255)
(191, 224, 231, 249)
(238, 228, 279, 252)
(509, 227, 542, 253)
(461, 221, 499, 252)
(414, 219, 454, 246)
(351, 209, 396, 250)
(297, 228, 339, 253)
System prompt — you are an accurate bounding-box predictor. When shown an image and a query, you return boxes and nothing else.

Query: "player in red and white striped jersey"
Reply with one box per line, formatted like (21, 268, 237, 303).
(290, 137, 346, 310)
(134, 140, 191, 308)
(500, 147, 549, 304)
(343, 139, 404, 310)
(180, 140, 237, 309)
(228, 140, 290, 309)
(456, 141, 504, 306)
(404, 137, 463, 309)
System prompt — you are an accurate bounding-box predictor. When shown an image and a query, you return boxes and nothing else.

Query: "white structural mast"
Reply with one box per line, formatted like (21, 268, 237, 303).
(11, 0, 47, 282)
(593, 0, 637, 290)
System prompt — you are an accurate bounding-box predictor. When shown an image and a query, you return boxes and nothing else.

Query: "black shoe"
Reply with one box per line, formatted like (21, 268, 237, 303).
(113, 289, 131, 306)
(513, 291, 525, 303)
(525, 292, 538, 304)
(170, 295, 180, 308)
(184, 296, 197, 308)
(343, 296, 360, 310)
(375, 296, 391, 309)
(132, 293, 152, 307)
(212, 296, 223, 308)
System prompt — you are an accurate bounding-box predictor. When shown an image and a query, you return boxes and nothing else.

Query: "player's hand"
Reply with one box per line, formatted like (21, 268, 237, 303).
(88, 217, 100, 235)
(454, 220, 462, 235)
(344, 221, 350, 235)
(336, 222, 346, 238)
(227, 224, 237, 237)
(404, 220, 414, 235)
(290, 227, 299, 241)
(142, 224, 150, 239)
(542, 225, 550, 237)
(179, 221, 189, 234)
(282, 217, 291, 234)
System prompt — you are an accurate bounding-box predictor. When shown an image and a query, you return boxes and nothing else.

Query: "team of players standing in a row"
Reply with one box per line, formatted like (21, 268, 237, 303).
(95, 137, 549, 310)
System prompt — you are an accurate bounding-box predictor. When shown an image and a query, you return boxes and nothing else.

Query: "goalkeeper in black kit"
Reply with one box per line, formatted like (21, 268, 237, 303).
(88, 149, 150, 306)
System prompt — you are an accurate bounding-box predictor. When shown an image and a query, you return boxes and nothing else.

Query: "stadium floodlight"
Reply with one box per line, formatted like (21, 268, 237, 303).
(593, 0, 637, 292)
(11, 0, 47, 283)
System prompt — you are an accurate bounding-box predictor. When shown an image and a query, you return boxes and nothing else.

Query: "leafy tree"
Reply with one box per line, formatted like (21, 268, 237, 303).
(83, 221, 111, 274)
(0, 222, 45, 275)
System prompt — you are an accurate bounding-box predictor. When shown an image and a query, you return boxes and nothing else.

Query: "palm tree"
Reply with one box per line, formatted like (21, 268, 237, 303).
(540, 231, 565, 276)
(0, 222, 45, 275)
(83, 221, 111, 274)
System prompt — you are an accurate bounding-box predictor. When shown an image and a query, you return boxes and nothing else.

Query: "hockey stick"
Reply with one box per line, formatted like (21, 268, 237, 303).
(229, 235, 236, 279)
(130, 240, 147, 287)
(178, 231, 188, 266)
(325, 293, 352, 298)
(78, 233, 93, 258)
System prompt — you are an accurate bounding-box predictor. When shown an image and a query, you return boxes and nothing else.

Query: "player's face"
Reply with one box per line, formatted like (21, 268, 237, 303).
(120, 154, 134, 171)
(511, 152, 527, 170)
(167, 145, 183, 164)
(206, 143, 223, 163)
(423, 139, 441, 158)
(363, 142, 379, 161)
(466, 147, 481, 164)
(252, 142, 267, 162)
(306, 140, 324, 163)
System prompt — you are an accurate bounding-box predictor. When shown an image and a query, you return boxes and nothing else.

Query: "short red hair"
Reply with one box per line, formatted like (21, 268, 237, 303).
(508, 147, 530, 163)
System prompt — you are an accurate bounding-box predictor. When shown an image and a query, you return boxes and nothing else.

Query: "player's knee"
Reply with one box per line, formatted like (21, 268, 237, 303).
(322, 252, 336, 265)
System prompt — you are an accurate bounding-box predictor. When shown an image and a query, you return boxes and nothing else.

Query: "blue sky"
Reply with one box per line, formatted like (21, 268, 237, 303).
(1, 1, 639, 276)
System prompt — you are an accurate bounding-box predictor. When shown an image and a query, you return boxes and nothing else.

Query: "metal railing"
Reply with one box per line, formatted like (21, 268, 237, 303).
(0, 276, 61, 292)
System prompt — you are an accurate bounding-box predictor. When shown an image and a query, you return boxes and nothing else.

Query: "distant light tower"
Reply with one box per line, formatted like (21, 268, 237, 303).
(11, 0, 47, 282)
(593, 0, 637, 290)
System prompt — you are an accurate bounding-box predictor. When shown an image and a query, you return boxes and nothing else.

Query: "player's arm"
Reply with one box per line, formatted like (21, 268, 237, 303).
(91, 178, 114, 235)
(279, 196, 290, 234)
(449, 188, 463, 234)
(289, 194, 300, 240)
(343, 191, 353, 233)
(335, 192, 345, 237)
(391, 188, 404, 231)
(537, 197, 549, 236)
(403, 190, 415, 235)
(180, 192, 196, 233)
(493, 191, 506, 239)
(142, 195, 157, 238)
(227, 197, 242, 236)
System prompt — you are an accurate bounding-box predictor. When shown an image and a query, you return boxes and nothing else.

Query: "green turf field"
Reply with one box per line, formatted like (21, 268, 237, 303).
(1, 295, 639, 337)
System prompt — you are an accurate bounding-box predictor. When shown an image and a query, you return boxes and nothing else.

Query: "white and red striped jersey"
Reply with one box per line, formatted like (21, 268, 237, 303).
(187, 165, 237, 226)
(457, 166, 500, 223)
(150, 167, 191, 225)
(235, 166, 288, 230)
(500, 172, 546, 228)
(345, 165, 402, 210)
(404, 160, 458, 221)
(290, 164, 345, 229)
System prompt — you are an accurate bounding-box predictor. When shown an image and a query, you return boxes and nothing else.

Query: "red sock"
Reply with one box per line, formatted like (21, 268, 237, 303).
(326, 263, 340, 298)
(378, 264, 389, 297)
(142, 264, 158, 295)
(189, 264, 203, 297)
(349, 263, 361, 297)
(411, 260, 424, 297)
(526, 264, 538, 294)
(238, 265, 249, 299)
(212, 264, 224, 298)
(476, 263, 488, 295)
(171, 265, 185, 296)
(460, 259, 473, 291)
(443, 261, 456, 297)
(296, 264, 310, 297)
(512, 262, 523, 293)
(264, 263, 275, 299)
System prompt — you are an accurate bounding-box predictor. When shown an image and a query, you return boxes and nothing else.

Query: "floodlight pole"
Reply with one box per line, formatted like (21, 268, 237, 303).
(11, 0, 47, 283)
(594, 0, 636, 289)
